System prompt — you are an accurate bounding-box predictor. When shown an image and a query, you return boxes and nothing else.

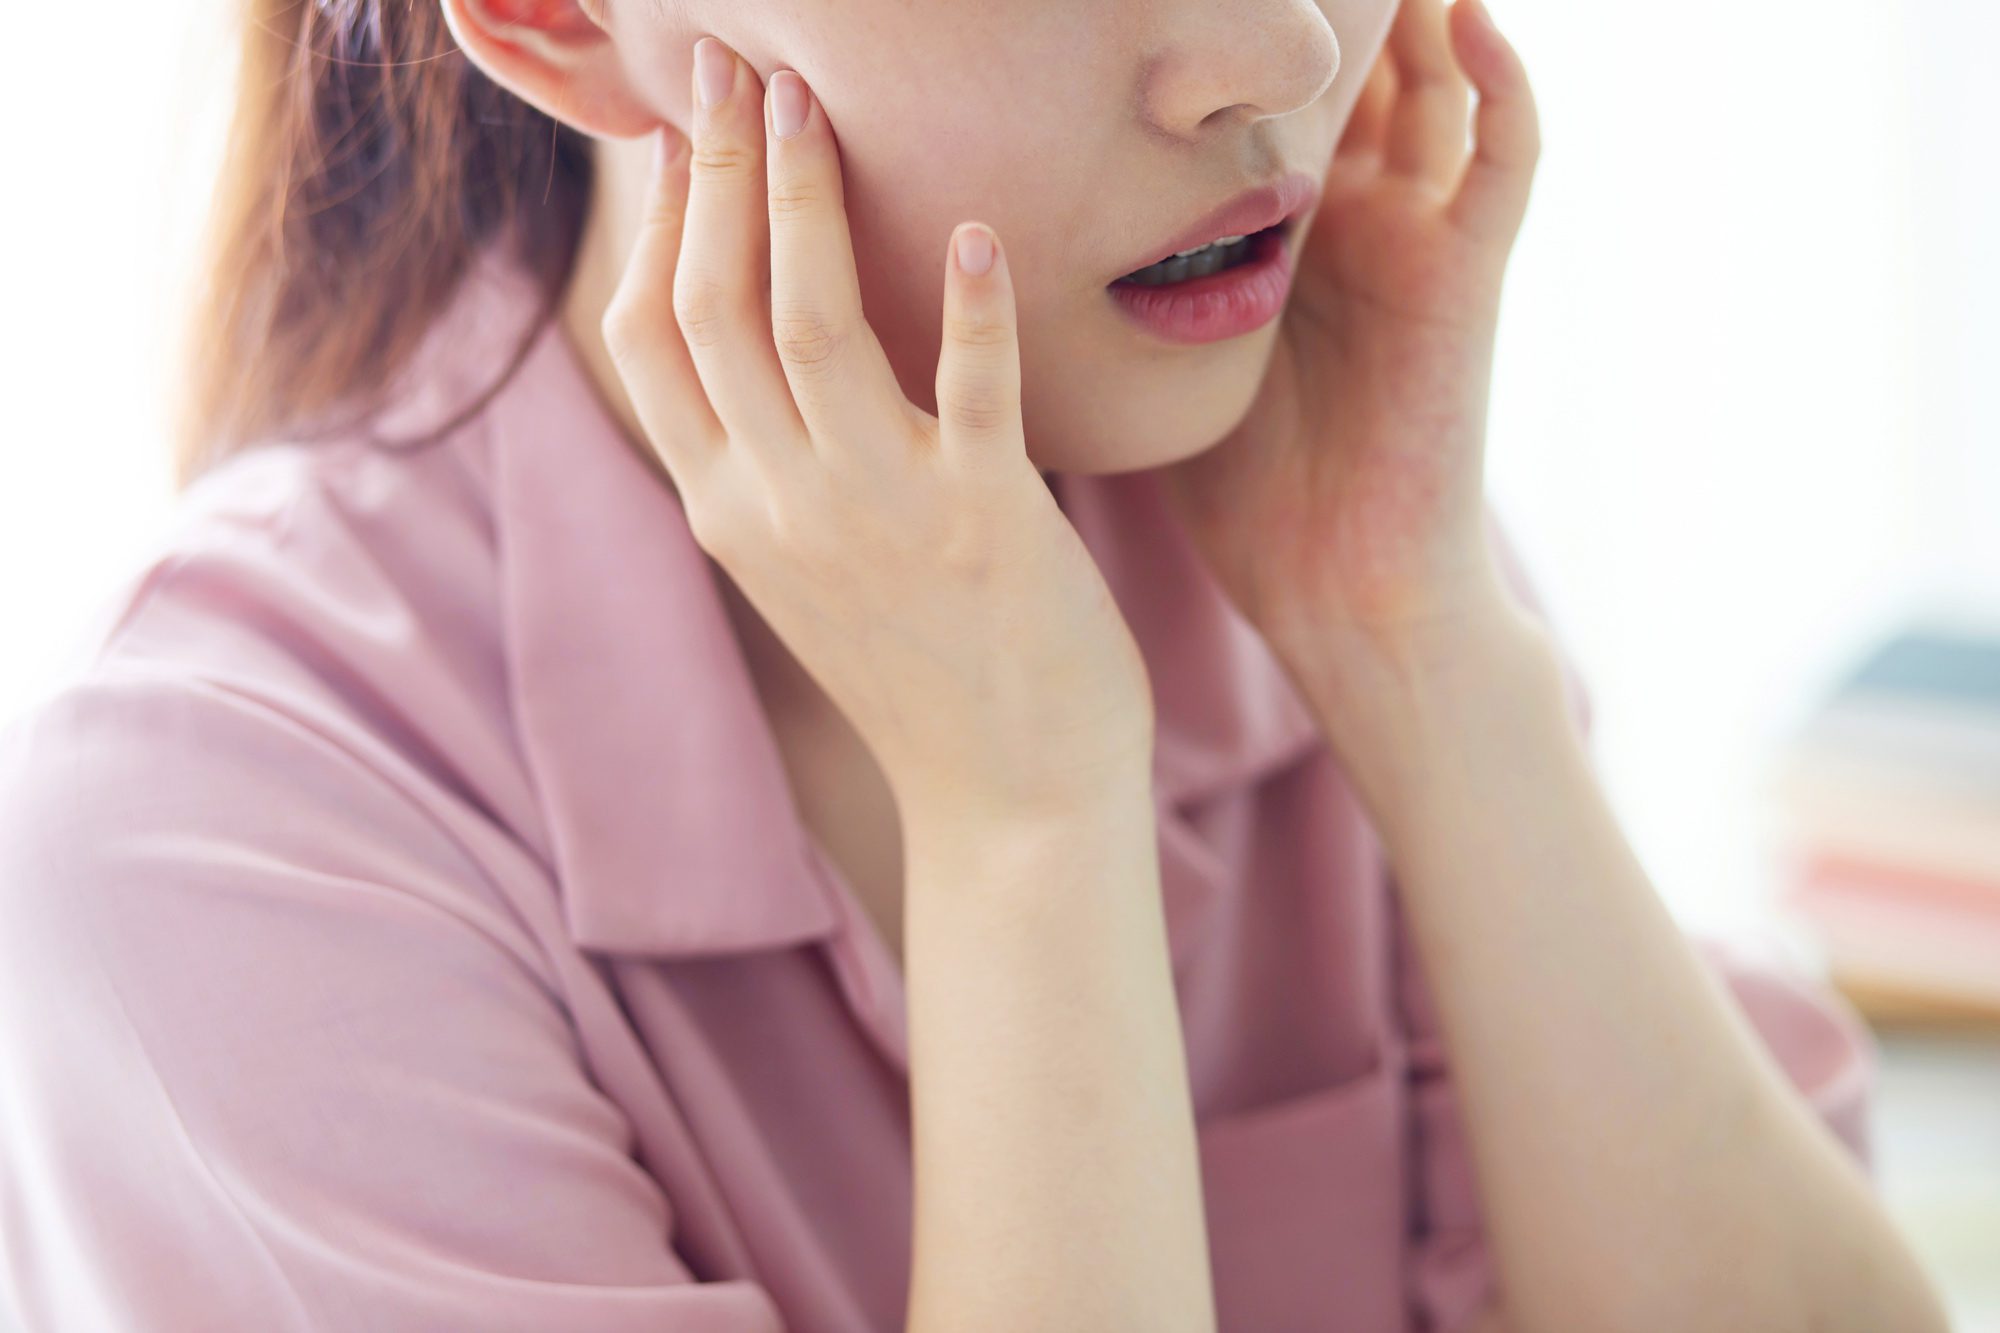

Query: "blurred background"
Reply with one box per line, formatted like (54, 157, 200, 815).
(2, 0, 1995, 1327)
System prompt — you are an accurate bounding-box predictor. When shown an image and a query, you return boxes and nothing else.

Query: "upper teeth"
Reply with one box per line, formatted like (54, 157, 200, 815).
(1173, 234, 1248, 258)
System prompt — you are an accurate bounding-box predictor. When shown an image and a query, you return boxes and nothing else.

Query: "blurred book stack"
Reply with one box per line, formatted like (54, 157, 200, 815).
(1760, 625, 2000, 1029)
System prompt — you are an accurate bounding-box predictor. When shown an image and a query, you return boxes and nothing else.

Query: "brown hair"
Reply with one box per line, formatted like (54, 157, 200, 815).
(170, 0, 594, 490)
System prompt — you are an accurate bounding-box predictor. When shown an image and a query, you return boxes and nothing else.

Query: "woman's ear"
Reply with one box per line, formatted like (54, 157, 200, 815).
(438, 0, 663, 139)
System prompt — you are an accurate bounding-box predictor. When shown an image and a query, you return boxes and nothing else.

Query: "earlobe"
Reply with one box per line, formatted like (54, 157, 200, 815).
(437, 0, 661, 139)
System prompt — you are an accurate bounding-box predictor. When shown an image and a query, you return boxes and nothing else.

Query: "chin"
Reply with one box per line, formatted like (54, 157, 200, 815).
(1020, 346, 1270, 476)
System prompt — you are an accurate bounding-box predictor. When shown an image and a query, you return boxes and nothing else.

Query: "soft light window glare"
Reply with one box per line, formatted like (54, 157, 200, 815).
(1487, 0, 1926, 940)
(1, 1, 232, 707)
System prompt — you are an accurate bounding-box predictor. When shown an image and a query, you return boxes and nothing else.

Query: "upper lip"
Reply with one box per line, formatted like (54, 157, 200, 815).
(1112, 170, 1320, 281)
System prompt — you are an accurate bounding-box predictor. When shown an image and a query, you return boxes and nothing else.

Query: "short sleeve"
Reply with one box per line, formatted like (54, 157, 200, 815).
(1390, 521, 1880, 1331)
(0, 675, 785, 1332)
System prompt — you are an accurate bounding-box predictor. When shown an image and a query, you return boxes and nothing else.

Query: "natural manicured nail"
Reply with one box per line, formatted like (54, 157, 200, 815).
(695, 37, 734, 110)
(954, 225, 995, 278)
(770, 70, 810, 140)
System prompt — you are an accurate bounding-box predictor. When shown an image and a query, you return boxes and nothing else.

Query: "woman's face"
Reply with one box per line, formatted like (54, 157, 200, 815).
(461, 0, 1399, 473)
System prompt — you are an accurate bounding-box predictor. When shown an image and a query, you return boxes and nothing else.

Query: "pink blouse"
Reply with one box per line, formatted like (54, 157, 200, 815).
(0, 238, 1875, 1332)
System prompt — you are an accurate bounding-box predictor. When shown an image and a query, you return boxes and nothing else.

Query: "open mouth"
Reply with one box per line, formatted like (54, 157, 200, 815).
(1110, 220, 1291, 288)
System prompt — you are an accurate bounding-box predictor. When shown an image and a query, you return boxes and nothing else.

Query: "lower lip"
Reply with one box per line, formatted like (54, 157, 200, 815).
(1105, 226, 1295, 345)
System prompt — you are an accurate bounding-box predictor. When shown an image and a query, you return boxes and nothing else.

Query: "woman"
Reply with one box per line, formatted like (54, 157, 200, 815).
(0, 0, 1947, 1328)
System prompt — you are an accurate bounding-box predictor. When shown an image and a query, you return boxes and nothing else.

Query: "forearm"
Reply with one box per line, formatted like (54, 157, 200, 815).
(1309, 601, 1947, 1333)
(897, 777, 1215, 1333)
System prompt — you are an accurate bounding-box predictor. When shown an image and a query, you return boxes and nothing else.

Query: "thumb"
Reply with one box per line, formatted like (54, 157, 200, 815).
(933, 223, 1027, 467)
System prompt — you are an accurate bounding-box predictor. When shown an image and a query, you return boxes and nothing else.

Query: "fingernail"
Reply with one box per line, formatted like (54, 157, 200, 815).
(955, 225, 995, 278)
(695, 37, 734, 110)
(770, 70, 810, 140)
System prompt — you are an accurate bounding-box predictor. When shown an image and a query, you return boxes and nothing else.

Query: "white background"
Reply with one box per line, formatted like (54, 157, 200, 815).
(2, 0, 1995, 1327)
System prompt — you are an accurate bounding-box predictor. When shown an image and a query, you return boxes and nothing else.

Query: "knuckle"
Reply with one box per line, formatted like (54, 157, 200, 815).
(766, 176, 826, 223)
(940, 385, 1015, 438)
(672, 272, 735, 349)
(639, 190, 688, 233)
(600, 301, 657, 366)
(770, 303, 849, 377)
(688, 138, 759, 184)
(682, 483, 753, 561)
(679, 493, 727, 554)
(943, 314, 1016, 352)
(689, 507, 746, 566)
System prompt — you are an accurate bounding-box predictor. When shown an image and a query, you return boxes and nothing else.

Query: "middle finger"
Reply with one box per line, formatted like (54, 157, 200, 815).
(763, 69, 906, 456)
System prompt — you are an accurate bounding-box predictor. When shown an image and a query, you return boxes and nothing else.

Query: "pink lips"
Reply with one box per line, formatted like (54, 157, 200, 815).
(1105, 224, 1297, 345)
(1111, 170, 1320, 282)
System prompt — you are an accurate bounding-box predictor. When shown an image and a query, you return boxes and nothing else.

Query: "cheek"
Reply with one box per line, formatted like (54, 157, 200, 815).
(822, 69, 1090, 326)
(839, 112, 1027, 277)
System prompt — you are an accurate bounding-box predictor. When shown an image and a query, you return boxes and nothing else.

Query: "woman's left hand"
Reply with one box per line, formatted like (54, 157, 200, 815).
(1156, 0, 1540, 683)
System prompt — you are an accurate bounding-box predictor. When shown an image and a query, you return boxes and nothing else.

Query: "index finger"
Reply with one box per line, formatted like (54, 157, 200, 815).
(763, 69, 905, 452)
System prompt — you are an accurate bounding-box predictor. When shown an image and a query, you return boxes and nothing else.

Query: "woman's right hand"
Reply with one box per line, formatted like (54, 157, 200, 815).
(602, 37, 1155, 823)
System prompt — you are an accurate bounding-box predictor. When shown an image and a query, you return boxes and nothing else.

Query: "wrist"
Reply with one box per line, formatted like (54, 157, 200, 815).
(896, 765, 1158, 875)
(889, 730, 1155, 833)
(1295, 577, 1544, 707)
(1298, 594, 1570, 819)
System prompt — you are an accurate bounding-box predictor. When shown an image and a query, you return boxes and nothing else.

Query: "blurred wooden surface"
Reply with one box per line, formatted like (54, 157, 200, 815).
(1832, 966, 2000, 1031)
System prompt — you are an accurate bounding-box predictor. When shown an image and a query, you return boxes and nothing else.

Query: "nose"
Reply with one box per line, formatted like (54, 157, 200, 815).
(1137, 0, 1341, 137)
